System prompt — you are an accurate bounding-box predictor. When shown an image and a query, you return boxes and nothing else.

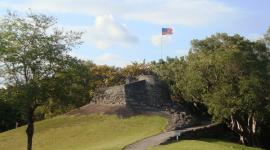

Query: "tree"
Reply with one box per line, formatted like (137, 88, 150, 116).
(122, 61, 153, 78)
(90, 64, 125, 88)
(0, 88, 24, 132)
(0, 12, 82, 150)
(154, 33, 270, 147)
(187, 33, 270, 146)
(152, 57, 187, 101)
(152, 57, 209, 115)
(36, 59, 93, 119)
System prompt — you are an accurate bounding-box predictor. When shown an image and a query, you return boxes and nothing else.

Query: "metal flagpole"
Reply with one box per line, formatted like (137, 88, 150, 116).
(160, 27, 173, 61)
(161, 34, 163, 60)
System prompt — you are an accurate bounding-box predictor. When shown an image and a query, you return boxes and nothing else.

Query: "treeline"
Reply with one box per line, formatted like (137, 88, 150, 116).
(0, 60, 153, 131)
(1, 12, 270, 149)
(152, 32, 270, 148)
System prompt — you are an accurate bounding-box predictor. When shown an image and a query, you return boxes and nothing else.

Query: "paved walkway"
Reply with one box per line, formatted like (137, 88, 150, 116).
(124, 123, 213, 150)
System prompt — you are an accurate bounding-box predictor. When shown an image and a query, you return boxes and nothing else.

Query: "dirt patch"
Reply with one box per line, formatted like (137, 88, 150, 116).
(65, 103, 172, 119)
(65, 104, 136, 117)
(65, 103, 201, 131)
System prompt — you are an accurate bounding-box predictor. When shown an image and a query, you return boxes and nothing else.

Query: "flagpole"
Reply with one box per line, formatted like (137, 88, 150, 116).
(160, 27, 173, 61)
(161, 34, 163, 60)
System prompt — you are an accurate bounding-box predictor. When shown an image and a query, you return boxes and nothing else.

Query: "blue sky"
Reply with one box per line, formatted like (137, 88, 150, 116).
(0, 0, 269, 67)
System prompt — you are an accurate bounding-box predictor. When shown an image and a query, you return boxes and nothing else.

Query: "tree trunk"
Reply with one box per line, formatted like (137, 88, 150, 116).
(26, 109, 34, 150)
(229, 115, 260, 147)
(248, 114, 260, 146)
(15, 121, 19, 128)
(230, 116, 247, 144)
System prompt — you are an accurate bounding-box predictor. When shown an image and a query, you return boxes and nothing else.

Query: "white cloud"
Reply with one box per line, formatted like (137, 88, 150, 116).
(122, 0, 238, 26)
(0, 0, 240, 26)
(151, 34, 172, 46)
(85, 15, 138, 49)
(94, 53, 130, 67)
(55, 15, 138, 49)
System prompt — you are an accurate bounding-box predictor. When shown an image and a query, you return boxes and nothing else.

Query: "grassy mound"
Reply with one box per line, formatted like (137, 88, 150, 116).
(149, 139, 262, 150)
(0, 114, 167, 150)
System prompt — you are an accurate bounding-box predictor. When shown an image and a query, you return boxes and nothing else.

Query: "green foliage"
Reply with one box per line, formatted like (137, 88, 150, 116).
(0, 114, 167, 150)
(153, 33, 270, 147)
(187, 33, 269, 120)
(0, 11, 83, 110)
(38, 60, 93, 118)
(90, 64, 125, 88)
(151, 57, 187, 101)
(0, 88, 23, 132)
(122, 61, 153, 78)
(0, 11, 84, 149)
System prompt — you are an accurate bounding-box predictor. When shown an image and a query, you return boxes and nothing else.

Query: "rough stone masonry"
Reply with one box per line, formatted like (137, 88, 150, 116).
(91, 75, 172, 110)
(83, 74, 201, 130)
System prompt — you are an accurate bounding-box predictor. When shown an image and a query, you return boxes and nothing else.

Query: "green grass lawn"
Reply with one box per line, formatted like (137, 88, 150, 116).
(0, 114, 168, 150)
(149, 139, 262, 150)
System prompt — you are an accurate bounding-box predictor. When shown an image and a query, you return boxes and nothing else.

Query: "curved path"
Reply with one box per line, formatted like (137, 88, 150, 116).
(124, 123, 214, 150)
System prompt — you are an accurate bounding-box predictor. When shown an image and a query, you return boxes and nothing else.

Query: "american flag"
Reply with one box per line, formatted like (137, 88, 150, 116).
(162, 28, 173, 35)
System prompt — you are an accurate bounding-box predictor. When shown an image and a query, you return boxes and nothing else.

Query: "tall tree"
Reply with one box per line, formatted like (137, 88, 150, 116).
(154, 33, 270, 147)
(151, 57, 187, 101)
(188, 33, 270, 146)
(0, 12, 82, 150)
(44, 60, 93, 117)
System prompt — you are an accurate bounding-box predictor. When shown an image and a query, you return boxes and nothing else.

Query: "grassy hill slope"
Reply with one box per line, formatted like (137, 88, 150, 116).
(149, 139, 262, 150)
(0, 114, 263, 150)
(0, 114, 167, 150)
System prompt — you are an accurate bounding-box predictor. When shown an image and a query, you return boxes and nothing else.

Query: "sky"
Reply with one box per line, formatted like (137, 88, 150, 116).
(0, 0, 269, 67)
